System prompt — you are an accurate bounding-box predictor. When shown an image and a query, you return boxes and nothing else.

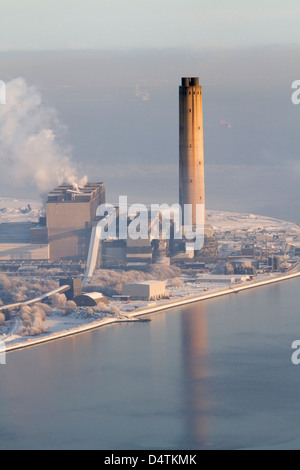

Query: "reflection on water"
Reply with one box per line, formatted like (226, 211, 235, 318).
(181, 303, 211, 448)
(1, 279, 300, 449)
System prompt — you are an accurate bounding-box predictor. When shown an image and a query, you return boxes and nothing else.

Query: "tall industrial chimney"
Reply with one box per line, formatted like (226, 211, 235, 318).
(179, 77, 205, 227)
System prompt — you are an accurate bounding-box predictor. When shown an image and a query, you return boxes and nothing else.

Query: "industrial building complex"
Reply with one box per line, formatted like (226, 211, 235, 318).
(0, 77, 216, 269)
(0, 76, 299, 310)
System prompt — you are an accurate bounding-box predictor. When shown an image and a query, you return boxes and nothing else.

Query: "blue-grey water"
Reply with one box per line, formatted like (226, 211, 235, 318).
(1, 278, 300, 450)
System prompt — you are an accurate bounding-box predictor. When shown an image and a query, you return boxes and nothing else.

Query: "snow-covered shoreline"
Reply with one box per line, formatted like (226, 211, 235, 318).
(0, 199, 300, 354)
(4, 269, 300, 354)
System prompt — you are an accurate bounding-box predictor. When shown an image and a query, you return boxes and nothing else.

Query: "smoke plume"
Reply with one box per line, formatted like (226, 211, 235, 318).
(0, 77, 87, 194)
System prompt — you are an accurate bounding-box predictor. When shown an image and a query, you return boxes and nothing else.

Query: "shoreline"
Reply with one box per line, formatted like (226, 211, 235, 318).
(4, 269, 300, 354)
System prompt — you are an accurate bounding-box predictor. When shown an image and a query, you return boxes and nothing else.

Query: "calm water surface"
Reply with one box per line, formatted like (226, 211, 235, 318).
(1, 279, 300, 450)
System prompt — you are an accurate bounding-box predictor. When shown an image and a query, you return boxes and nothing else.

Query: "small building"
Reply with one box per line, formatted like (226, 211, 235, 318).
(122, 280, 166, 301)
(126, 236, 152, 264)
(59, 277, 82, 300)
(73, 292, 109, 307)
(196, 274, 238, 283)
(101, 239, 126, 268)
(197, 274, 250, 283)
(228, 257, 259, 269)
(268, 255, 282, 271)
(241, 243, 255, 257)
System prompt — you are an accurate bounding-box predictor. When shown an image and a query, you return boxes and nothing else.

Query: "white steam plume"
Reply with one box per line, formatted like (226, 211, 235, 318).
(0, 77, 87, 194)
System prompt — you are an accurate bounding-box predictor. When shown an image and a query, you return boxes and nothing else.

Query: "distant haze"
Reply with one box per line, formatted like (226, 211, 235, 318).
(1, 0, 299, 51)
(1, 47, 300, 222)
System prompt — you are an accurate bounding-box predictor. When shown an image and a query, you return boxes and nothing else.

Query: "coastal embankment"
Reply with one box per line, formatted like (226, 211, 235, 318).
(4, 269, 300, 354)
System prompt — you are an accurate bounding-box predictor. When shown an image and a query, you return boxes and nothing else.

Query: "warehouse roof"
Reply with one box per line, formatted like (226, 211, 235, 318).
(73, 292, 109, 306)
(124, 280, 165, 286)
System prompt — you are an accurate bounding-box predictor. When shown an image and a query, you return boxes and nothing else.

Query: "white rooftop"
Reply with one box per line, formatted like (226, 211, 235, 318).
(124, 280, 165, 286)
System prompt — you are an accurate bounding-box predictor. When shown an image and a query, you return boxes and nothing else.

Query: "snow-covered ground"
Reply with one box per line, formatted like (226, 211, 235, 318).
(207, 209, 300, 233)
(1, 307, 127, 350)
(1, 273, 274, 352)
(0, 197, 299, 352)
(0, 198, 299, 232)
(0, 197, 44, 223)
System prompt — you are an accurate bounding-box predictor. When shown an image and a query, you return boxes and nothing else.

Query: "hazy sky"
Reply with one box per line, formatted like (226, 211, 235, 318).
(1, 0, 300, 51)
(0, 2, 300, 223)
(1, 46, 299, 222)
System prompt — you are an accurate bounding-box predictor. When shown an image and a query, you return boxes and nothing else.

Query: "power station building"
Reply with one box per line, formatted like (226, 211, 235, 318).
(46, 182, 105, 261)
(0, 77, 217, 269)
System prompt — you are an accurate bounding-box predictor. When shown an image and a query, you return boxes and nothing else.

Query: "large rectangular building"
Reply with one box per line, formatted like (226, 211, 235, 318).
(122, 280, 166, 301)
(46, 182, 105, 261)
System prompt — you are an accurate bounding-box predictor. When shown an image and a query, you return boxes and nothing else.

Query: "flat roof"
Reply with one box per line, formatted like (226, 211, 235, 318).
(47, 182, 104, 203)
(124, 280, 165, 286)
(0, 222, 34, 243)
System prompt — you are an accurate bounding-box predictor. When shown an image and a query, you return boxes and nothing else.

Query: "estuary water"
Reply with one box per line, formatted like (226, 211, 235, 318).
(1, 278, 300, 450)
